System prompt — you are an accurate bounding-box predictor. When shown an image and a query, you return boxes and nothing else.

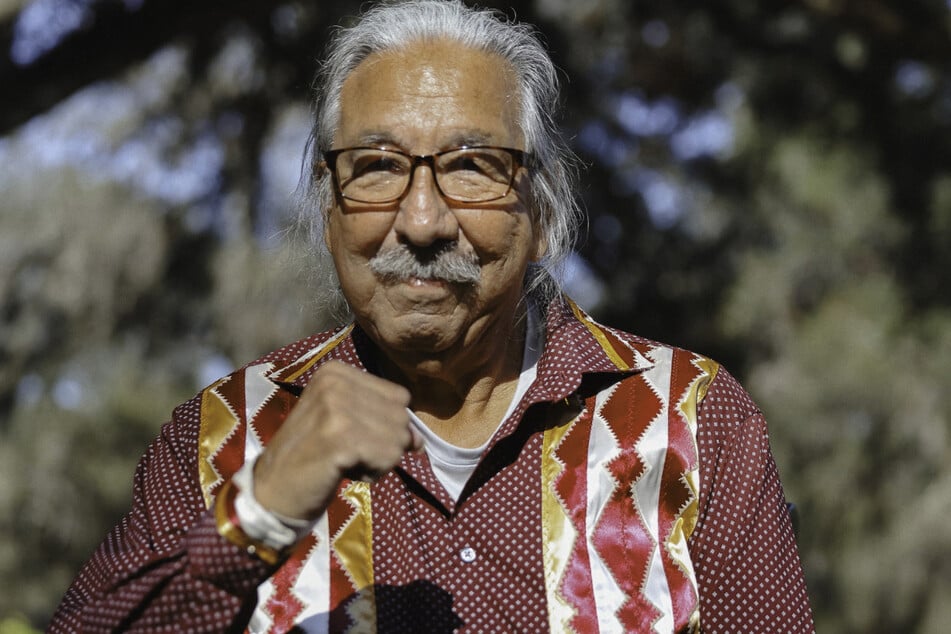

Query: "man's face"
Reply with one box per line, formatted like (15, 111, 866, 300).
(324, 41, 543, 368)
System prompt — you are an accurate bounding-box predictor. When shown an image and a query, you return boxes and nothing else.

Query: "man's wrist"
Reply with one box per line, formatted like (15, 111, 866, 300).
(214, 459, 313, 564)
(214, 479, 288, 565)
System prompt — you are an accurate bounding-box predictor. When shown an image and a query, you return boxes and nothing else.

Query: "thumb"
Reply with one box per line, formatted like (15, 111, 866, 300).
(407, 424, 425, 452)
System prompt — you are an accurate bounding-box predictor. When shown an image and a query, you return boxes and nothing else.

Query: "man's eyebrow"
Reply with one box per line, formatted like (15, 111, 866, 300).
(353, 131, 406, 148)
(444, 131, 494, 148)
(346, 131, 497, 151)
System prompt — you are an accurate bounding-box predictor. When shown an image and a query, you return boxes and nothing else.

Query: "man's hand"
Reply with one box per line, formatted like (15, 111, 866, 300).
(253, 361, 422, 521)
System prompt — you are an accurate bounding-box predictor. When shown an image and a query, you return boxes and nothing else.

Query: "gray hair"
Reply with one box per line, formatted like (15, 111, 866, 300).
(299, 0, 582, 313)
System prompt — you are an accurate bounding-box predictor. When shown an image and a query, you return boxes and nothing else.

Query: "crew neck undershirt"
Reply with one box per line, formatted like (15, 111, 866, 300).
(407, 305, 543, 502)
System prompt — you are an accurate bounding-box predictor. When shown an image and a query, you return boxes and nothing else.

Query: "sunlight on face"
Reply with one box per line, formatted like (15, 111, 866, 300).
(325, 40, 543, 369)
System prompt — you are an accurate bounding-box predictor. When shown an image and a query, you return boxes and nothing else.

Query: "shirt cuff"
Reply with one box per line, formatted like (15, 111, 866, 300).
(231, 458, 313, 551)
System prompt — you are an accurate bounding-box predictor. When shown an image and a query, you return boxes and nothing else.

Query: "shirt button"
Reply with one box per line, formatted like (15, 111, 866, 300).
(459, 547, 477, 563)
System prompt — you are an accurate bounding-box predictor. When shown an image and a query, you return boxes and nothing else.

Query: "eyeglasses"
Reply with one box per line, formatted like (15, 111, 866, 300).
(321, 146, 532, 204)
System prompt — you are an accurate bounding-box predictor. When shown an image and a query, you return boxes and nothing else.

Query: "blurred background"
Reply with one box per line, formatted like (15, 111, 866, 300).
(1, 0, 949, 632)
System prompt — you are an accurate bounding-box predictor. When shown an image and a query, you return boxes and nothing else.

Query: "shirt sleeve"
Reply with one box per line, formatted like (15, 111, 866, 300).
(48, 396, 277, 633)
(688, 367, 815, 633)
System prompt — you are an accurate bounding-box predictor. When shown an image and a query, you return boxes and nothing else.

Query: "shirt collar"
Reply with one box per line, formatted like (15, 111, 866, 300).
(265, 323, 363, 395)
(525, 296, 653, 402)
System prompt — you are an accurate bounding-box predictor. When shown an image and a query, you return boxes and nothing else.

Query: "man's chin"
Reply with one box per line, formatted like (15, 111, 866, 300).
(379, 322, 460, 360)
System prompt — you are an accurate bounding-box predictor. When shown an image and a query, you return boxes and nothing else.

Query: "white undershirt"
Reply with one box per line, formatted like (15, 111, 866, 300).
(408, 305, 543, 502)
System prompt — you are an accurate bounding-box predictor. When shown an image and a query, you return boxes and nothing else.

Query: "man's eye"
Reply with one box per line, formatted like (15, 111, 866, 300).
(445, 157, 493, 177)
(352, 156, 404, 177)
(444, 153, 508, 179)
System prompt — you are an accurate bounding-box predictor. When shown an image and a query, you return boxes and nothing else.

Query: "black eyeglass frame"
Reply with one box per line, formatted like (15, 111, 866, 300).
(319, 145, 534, 205)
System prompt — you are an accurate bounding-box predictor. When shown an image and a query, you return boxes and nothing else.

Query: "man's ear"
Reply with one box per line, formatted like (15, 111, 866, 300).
(530, 219, 548, 262)
(531, 239, 547, 262)
(322, 207, 334, 253)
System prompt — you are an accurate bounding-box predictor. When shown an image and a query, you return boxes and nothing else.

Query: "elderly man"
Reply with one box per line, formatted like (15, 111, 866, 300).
(52, 1, 814, 632)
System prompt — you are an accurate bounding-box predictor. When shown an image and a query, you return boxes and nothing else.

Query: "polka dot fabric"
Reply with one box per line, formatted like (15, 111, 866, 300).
(50, 396, 279, 633)
(369, 430, 551, 632)
(50, 300, 814, 633)
(690, 369, 814, 632)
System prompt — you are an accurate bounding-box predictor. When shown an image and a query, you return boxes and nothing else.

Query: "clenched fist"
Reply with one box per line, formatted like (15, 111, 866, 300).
(253, 361, 423, 521)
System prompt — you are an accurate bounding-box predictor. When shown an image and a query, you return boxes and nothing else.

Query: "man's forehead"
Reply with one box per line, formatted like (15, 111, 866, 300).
(333, 40, 523, 149)
(342, 43, 517, 98)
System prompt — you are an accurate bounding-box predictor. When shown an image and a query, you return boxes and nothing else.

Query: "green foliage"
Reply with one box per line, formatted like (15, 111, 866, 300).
(1, 0, 949, 631)
(0, 616, 42, 634)
(718, 132, 951, 632)
(0, 147, 321, 626)
(0, 346, 182, 621)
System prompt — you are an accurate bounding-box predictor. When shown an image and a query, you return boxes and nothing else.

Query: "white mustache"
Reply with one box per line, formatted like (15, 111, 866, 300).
(368, 244, 481, 284)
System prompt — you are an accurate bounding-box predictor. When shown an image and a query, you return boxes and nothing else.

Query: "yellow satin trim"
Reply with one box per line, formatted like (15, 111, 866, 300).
(334, 481, 375, 630)
(198, 379, 240, 509)
(541, 416, 580, 632)
(678, 357, 719, 436)
(666, 356, 718, 632)
(281, 324, 354, 383)
(680, 357, 720, 424)
(567, 299, 631, 371)
(675, 356, 717, 543)
(667, 513, 693, 584)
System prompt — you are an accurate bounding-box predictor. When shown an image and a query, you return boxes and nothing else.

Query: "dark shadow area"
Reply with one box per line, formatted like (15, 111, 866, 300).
(319, 580, 463, 633)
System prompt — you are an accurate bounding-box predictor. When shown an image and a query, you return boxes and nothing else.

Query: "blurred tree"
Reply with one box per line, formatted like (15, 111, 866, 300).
(1, 0, 949, 631)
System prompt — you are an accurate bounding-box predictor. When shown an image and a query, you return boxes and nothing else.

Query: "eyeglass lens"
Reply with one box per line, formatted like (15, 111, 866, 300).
(335, 148, 516, 203)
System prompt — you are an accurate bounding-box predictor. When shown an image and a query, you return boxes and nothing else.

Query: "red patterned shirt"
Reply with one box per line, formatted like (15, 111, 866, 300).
(50, 298, 814, 633)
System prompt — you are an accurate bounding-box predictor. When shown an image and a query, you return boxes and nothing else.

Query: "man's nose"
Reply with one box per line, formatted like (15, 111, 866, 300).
(392, 164, 459, 246)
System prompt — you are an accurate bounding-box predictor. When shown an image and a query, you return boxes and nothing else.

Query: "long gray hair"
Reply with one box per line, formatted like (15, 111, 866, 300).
(299, 0, 582, 312)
